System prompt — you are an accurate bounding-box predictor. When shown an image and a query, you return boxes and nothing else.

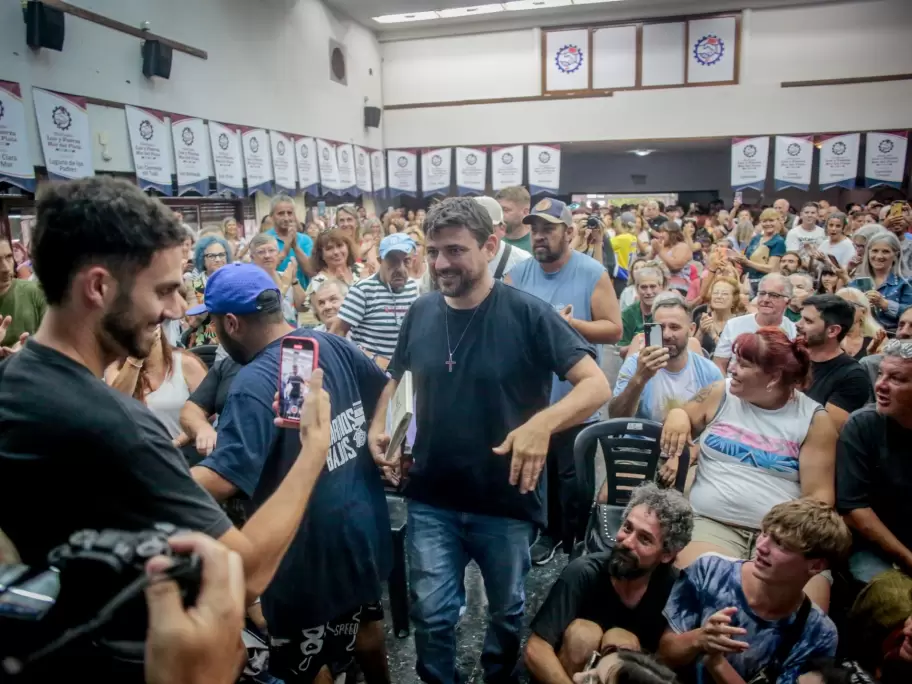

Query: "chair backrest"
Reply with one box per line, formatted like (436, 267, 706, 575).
(574, 418, 690, 506)
(192, 344, 219, 370)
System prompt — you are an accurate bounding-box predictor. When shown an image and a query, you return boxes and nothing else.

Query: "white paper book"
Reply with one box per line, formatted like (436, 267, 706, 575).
(386, 371, 414, 461)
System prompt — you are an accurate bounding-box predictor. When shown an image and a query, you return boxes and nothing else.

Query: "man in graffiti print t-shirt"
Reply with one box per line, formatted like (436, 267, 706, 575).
(196, 329, 392, 682)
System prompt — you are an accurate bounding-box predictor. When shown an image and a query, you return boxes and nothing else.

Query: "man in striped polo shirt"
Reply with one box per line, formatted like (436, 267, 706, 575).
(331, 233, 419, 368)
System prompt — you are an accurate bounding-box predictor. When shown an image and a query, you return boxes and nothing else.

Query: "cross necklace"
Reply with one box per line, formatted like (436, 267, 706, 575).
(444, 284, 493, 372)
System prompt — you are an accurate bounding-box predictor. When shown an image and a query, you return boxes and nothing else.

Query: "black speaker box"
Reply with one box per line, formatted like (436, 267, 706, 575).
(142, 40, 173, 79)
(25, 1, 65, 51)
(364, 106, 381, 129)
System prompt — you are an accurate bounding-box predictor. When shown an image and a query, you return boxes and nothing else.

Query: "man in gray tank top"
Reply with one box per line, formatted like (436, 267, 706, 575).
(507, 198, 622, 564)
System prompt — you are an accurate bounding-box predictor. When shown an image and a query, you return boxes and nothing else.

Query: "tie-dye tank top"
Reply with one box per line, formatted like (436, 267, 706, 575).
(690, 379, 823, 529)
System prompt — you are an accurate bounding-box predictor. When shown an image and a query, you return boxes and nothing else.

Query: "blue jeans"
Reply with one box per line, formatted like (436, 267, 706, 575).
(407, 501, 535, 684)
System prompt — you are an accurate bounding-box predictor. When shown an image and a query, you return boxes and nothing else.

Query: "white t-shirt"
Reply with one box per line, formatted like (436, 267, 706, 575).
(818, 237, 855, 268)
(713, 313, 797, 371)
(785, 225, 826, 253)
(490, 240, 531, 278)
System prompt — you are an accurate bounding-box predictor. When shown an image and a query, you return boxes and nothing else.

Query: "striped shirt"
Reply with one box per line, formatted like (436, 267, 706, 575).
(337, 273, 418, 357)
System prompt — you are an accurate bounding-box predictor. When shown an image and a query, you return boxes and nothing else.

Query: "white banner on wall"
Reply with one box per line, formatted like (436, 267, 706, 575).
(818, 133, 860, 191)
(773, 135, 813, 191)
(171, 115, 210, 196)
(316, 139, 341, 195)
(731, 136, 770, 191)
(387, 150, 417, 197)
(0, 81, 36, 192)
(421, 148, 451, 197)
(455, 147, 487, 196)
(269, 131, 296, 195)
(865, 131, 908, 189)
(295, 136, 320, 195)
(240, 127, 273, 196)
(687, 16, 737, 84)
(336, 143, 357, 196)
(208, 121, 244, 196)
(491, 145, 524, 191)
(545, 29, 589, 92)
(354, 145, 372, 195)
(125, 105, 173, 195)
(32, 87, 94, 181)
(371, 149, 387, 198)
(527, 144, 561, 195)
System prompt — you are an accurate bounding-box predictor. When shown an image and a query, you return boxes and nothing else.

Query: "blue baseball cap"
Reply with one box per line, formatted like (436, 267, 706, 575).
(186, 263, 281, 316)
(522, 198, 573, 226)
(379, 233, 416, 259)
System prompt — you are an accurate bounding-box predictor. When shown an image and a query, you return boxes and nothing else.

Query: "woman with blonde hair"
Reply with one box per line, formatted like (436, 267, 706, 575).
(222, 216, 248, 260)
(837, 286, 886, 360)
(406, 225, 428, 283)
(692, 275, 746, 356)
(737, 208, 786, 292)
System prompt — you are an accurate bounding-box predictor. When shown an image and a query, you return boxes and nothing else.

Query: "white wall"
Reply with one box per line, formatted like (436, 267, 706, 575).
(381, 0, 912, 148)
(0, 0, 383, 171)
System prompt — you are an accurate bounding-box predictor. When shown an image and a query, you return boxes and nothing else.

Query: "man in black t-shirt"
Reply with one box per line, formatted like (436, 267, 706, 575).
(524, 484, 693, 683)
(798, 294, 871, 431)
(0, 179, 330, 681)
(368, 198, 612, 684)
(284, 365, 306, 418)
(837, 339, 912, 584)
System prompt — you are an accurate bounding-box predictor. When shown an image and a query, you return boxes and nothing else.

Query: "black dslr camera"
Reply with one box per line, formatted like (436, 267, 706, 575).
(0, 523, 200, 681)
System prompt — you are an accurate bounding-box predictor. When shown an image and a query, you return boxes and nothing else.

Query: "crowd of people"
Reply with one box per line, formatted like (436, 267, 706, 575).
(1, 177, 912, 684)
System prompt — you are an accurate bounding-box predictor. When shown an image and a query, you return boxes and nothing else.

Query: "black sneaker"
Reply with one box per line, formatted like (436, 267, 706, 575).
(531, 535, 562, 565)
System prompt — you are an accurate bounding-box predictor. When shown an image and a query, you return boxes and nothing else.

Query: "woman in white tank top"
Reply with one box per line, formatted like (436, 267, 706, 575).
(659, 328, 836, 606)
(105, 326, 208, 440)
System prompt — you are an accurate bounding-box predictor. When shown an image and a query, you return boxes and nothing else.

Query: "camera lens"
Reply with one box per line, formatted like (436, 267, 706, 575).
(586, 217, 599, 228)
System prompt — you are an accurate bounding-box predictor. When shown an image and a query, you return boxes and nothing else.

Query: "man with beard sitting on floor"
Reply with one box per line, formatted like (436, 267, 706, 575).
(524, 483, 693, 682)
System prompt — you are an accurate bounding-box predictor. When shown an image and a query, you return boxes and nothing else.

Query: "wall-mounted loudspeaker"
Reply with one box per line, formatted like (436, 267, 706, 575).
(25, 1, 65, 52)
(364, 106, 381, 129)
(142, 40, 173, 79)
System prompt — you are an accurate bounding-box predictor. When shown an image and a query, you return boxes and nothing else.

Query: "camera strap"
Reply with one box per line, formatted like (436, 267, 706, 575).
(494, 244, 513, 281)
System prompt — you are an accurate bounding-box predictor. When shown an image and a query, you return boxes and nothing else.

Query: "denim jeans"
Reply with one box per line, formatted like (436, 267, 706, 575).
(848, 547, 896, 584)
(407, 501, 535, 684)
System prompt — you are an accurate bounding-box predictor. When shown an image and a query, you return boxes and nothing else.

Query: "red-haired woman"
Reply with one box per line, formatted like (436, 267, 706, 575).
(660, 327, 837, 608)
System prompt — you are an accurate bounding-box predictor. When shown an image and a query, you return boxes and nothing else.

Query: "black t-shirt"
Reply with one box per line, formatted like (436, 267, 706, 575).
(530, 553, 677, 652)
(691, 304, 717, 356)
(837, 407, 912, 550)
(806, 353, 871, 413)
(0, 340, 232, 566)
(388, 281, 595, 526)
(189, 355, 241, 417)
(287, 374, 305, 396)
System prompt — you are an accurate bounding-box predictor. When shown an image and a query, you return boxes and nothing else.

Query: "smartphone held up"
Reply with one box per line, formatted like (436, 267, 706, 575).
(277, 336, 320, 426)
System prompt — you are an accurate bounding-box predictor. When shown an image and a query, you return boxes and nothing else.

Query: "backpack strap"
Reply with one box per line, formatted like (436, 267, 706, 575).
(494, 243, 513, 280)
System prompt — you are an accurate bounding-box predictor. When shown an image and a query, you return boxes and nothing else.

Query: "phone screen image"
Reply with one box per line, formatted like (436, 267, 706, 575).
(854, 277, 874, 293)
(280, 342, 315, 422)
(644, 322, 663, 348)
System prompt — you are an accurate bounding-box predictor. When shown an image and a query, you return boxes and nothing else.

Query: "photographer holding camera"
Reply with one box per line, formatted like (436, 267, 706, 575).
(0, 178, 331, 680)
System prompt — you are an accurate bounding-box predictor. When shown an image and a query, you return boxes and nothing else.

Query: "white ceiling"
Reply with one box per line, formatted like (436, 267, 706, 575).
(324, 0, 850, 39)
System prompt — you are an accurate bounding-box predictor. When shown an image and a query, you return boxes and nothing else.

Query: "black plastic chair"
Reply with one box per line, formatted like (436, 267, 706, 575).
(191, 344, 219, 370)
(574, 418, 690, 553)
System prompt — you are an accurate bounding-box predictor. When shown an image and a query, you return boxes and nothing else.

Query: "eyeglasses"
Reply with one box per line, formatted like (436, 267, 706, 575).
(757, 290, 790, 300)
(253, 248, 279, 258)
(204, 252, 227, 260)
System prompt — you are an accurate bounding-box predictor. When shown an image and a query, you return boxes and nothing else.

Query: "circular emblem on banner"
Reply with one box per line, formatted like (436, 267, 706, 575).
(535, 198, 553, 212)
(218, 133, 229, 151)
(787, 143, 801, 157)
(139, 119, 154, 141)
(181, 127, 194, 146)
(538, 151, 551, 164)
(300, 144, 309, 159)
(879, 139, 894, 154)
(693, 35, 725, 66)
(358, 152, 366, 165)
(52, 105, 72, 131)
(249, 136, 260, 154)
(501, 152, 514, 165)
(397, 156, 408, 168)
(743, 144, 757, 158)
(372, 154, 380, 169)
(555, 44, 583, 74)
(465, 153, 478, 166)
(0, 101, 5, 122)
(831, 141, 846, 156)
(431, 154, 443, 167)
(322, 147, 330, 160)
(276, 140, 286, 156)
(341, 149, 349, 163)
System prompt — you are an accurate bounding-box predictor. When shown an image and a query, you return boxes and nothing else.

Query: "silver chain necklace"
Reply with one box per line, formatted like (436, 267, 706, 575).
(444, 285, 493, 373)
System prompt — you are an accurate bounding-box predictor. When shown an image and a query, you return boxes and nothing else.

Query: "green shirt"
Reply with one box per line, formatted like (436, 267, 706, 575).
(0, 279, 47, 346)
(620, 302, 651, 347)
(784, 307, 802, 323)
(503, 230, 533, 254)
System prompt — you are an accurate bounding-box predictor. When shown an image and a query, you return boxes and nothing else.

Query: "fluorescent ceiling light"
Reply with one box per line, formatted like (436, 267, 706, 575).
(503, 0, 573, 11)
(571, 0, 626, 5)
(439, 4, 505, 18)
(629, 149, 655, 156)
(373, 11, 440, 23)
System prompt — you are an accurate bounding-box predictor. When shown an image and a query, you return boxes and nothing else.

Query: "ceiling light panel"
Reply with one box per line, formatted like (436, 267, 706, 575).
(503, 0, 573, 11)
(438, 4, 505, 18)
(373, 11, 440, 23)
(571, 0, 626, 5)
